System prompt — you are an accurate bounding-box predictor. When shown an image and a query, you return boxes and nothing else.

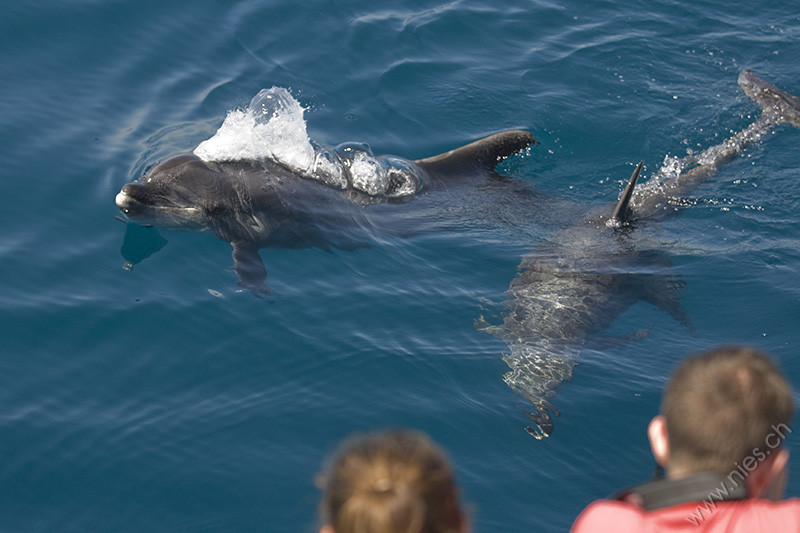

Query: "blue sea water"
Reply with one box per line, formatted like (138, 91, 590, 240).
(2, 1, 800, 531)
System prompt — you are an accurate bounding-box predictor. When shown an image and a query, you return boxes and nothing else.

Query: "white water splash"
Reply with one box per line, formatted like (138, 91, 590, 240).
(194, 87, 316, 173)
(194, 87, 420, 197)
(633, 154, 684, 198)
(654, 154, 684, 186)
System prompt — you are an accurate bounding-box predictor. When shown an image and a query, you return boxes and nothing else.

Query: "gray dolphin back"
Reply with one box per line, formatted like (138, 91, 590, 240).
(414, 130, 536, 175)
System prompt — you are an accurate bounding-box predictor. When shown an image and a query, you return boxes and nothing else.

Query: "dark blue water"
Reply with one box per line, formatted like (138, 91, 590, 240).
(2, 1, 800, 531)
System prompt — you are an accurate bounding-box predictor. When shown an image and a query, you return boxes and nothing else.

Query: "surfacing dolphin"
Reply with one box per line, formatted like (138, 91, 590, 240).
(116, 129, 535, 295)
(478, 70, 800, 438)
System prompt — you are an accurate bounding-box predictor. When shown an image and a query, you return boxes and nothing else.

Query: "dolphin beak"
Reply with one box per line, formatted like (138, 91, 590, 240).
(115, 184, 143, 215)
(115, 190, 130, 209)
(116, 183, 150, 215)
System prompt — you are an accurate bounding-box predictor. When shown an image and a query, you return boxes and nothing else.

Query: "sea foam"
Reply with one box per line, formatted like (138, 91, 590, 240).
(194, 87, 421, 197)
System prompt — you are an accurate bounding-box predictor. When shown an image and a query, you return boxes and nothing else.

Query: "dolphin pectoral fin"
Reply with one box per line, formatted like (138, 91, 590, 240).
(641, 275, 695, 333)
(232, 243, 271, 296)
(611, 160, 644, 224)
(414, 130, 537, 174)
(588, 328, 651, 350)
(474, 315, 503, 336)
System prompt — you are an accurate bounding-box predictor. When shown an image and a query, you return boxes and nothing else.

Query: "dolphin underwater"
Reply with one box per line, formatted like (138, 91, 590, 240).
(116, 123, 535, 295)
(478, 70, 800, 438)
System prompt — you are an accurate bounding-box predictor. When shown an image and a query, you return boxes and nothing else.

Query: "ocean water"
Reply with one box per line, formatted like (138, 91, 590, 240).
(2, 1, 800, 531)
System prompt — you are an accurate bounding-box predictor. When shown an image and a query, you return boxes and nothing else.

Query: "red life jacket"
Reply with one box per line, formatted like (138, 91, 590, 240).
(571, 472, 800, 532)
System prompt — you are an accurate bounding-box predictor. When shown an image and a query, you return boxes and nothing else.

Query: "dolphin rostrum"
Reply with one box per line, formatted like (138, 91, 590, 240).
(116, 129, 535, 295)
(479, 70, 800, 438)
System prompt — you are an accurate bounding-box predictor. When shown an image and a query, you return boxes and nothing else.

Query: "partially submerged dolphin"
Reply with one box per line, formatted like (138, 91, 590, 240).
(116, 129, 535, 295)
(479, 70, 800, 438)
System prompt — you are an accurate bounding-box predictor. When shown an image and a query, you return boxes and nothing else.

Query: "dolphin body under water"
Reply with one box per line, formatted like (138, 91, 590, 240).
(479, 70, 800, 438)
(116, 129, 535, 295)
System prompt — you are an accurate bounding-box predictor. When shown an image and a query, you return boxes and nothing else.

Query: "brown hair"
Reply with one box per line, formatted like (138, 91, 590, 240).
(662, 345, 794, 473)
(317, 429, 465, 533)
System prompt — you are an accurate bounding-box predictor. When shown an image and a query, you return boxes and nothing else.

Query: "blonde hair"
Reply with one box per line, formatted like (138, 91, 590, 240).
(318, 429, 465, 533)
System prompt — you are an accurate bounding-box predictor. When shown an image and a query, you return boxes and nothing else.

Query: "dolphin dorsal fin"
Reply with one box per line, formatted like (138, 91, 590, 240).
(414, 130, 536, 174)
(611, 160, 644, 224)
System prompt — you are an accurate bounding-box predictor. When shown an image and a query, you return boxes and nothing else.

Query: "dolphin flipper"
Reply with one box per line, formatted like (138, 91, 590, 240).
(414, 130, 536, 175)
(640, 273, 695, 334)
(232, 242, 270, 296)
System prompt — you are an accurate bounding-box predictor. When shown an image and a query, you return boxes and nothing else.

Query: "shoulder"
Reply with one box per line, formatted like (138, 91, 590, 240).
(687, 499, 800, 531)
(571, 498, 800, 532)
(570, 499, 646, 533)
(733, 497, 800, 523)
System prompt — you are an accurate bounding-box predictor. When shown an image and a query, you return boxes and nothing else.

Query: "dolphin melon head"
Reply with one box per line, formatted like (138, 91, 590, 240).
(116, 154, 230, 231)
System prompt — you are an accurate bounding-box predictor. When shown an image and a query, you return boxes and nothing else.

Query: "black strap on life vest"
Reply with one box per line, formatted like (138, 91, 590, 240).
(612, 471, 749, 511)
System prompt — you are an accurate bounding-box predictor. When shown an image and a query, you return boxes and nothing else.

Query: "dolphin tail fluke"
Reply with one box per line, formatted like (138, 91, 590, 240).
(523, 399, 559, 439)
(611, 160, 644, 224)
(414, 130, 537, 174)
(739, 70, 800, 128)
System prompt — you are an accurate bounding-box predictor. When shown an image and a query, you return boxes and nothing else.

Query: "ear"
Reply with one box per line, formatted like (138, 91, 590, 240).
(749, 448, 789, 500)
(460, 514, 471, 533)
(648, 416, 670, 467)
(771, 448, 790, 475)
